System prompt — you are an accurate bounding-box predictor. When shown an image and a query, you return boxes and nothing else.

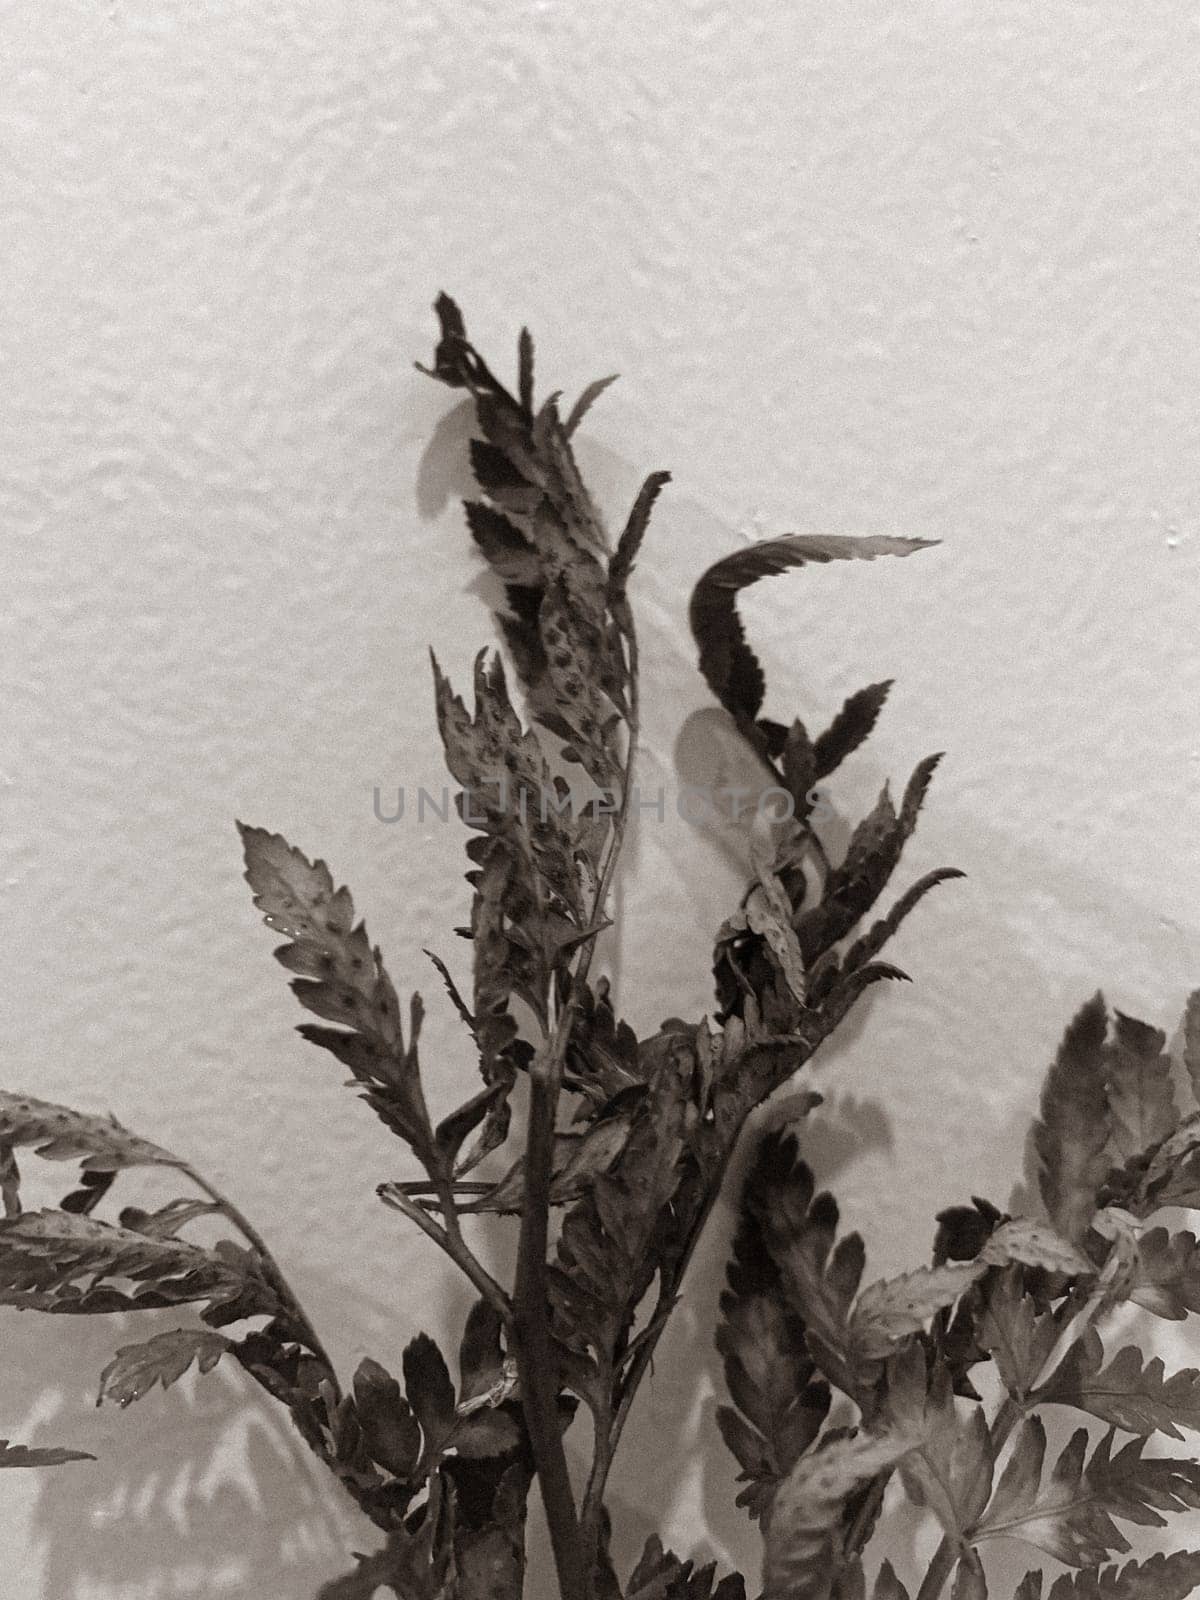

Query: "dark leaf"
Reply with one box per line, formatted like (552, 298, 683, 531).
(812, 681, 893, 782)
(98, 1327, 230, 1407)
(1183, 990, 1200, 1108)
(1104, 1011, 1176, 1163)
(0, 1208, 274, 1319)
(350, 1358, 423, 1481)
(1033, 994, 1111, 1242)
(688, 533, 933, 737)
(564, 373, 619, 437)
(0, 1438, 94, 1468)
(609, 471, 671, 625)
(1046, 1550, 1200, 1599)
(873, 1562, 912, 1600)
(977, 1268, 1058, 1403)
(403, 1333, 457, 1461)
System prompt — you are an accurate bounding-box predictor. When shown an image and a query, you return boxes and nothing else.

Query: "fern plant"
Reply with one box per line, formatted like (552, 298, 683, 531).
(3, 298, 1199, 1600)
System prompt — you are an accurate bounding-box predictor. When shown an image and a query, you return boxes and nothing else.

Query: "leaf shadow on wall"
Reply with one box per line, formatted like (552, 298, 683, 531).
(8, 1306, 368, 1599)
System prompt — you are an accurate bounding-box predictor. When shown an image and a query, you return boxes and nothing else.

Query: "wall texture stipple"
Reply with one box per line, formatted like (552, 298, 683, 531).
(2, 3, 1199, 1595)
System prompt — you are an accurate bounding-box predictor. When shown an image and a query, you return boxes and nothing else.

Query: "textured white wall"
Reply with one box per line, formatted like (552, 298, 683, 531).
(2, 3, 1199, 1595)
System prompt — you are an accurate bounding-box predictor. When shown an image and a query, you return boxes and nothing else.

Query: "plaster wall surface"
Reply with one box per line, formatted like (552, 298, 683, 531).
(2, 4, 1199, 1595)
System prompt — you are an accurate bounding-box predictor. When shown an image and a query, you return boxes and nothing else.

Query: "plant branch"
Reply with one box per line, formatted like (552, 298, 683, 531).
(179, 1161, 339, 1391)
(377, 1183, 513, 1325)
(513, 631, 642, 1600)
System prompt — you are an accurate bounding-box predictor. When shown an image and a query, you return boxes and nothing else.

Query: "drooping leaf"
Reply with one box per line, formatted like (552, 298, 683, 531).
(763, 1424, 920, 1600)
(239, 824, 438, 1165)
(0, 1208, 274, 1319)
(970, 1418, 1200, 1567)
(0, 1091, 178, 1173)
(1103, 1011, 1177, 1163)
(97, 1327, 230, 1407)
(850, 1263, 985, 1358)
(1037, 1327, 1200, 1438)
(977, 1219, 1094, 1278)
(1033, 994, 1112, 1242)
(1045, 1550, 1200, 1599)
(0, 1438, 94, 1468)
(688, 533, 933, 744)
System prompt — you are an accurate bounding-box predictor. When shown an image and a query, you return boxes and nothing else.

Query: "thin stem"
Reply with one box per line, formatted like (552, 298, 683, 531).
(515, 1032, 588, 1600)
(378, 1184, 513, 1325)
(179, 1162, 339, 1390)
(513, 631, 642, 1600)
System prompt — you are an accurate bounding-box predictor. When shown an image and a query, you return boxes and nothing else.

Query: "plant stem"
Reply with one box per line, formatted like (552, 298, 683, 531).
(515, 1027, 588, 1600)
(377, 1183, 513, 1324)
(513, 633, 642, 1600)
(179, 1161, 339, 1391)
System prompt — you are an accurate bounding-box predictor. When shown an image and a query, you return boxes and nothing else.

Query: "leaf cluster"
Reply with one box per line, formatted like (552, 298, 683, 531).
(716, 989, 1200, 1600)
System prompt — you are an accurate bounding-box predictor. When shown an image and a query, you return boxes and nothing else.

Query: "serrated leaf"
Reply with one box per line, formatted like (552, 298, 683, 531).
(564, 372, 619, 437)
(609, 471, 670, 626)
(351, 1357, 423, 1480)
(1046, 1550, 1200, 1599)
(98, 1327, 230, 1406)
(0, 1438, 94, 1468)
(873, 1562, 912, 1600)
(1103, 1011, 1177, 1163)
(977, 1268, 1059, 1402)
(718, 1143, 832, 1518)
(688, 533, 933, 743)
(812, 681, 894, 782)
(978, 1219, 1093, 1277)
(796, 756, 946, 964)
(851, 1262, 984, 1357)
(0, 1091, 178, 1173)
(884, 1346, 995, 1541)
(1120, 1225, 1200, 1320)
(745, 848, 808, 1006)
(0, 1208, 274, 1318)
(743, 1130, 868, 1399)
(1033, 994, 1112, 1242)
(1037, 1327, 1200, 1438)
(627, 1536, 747, 1600)
(763, 1426, 920, 1600)
(971, 1418, 1200, 1567)
(403, 1332, 457, 1460)
(842, 867, 966, 974)
(239, 824, 437, 1163)
(1183, 991, 1200, 1108)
